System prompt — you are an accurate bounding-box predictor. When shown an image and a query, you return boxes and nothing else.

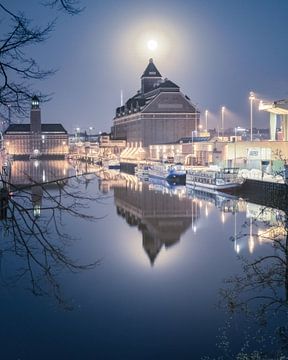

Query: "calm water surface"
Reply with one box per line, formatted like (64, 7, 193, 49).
(0, 160, 287, 359)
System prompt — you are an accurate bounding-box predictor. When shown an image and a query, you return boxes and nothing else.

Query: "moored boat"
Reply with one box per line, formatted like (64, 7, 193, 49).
(148, 162, 186, 184)
(186, 167, 243, 192)
(135, 163, 149, 179)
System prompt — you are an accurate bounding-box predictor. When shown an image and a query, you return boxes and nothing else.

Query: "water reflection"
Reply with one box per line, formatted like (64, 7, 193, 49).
(111, 177, 198, 265)
(10, 159, 70, 185)
(217, 211, 288, 358)
(98, 174, 288, 359)
(186, 186, 286, 255)
(1, 160, 99, 307)
(1, 162, 288, 358)
(99, 174, 286, 263)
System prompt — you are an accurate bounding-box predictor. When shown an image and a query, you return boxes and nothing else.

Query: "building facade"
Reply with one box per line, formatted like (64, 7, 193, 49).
(111, 59, 200, 149)
(3, 96, 68, 158)
(149, 139, 288, 174)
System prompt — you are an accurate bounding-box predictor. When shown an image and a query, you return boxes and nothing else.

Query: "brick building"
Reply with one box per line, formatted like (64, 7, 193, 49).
(3, 96, 68, 158)
(111, 59, 200, 149)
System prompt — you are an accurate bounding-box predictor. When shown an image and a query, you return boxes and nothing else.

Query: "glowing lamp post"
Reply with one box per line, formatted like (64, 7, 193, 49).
(75, 127, 80, 143)
(221, 106, 225, 139)
(205, 110, 208, 132)
(249, 91, 255, 141)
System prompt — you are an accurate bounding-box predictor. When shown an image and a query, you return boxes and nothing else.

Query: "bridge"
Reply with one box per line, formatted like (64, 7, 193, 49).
(259, 99, 288, 141)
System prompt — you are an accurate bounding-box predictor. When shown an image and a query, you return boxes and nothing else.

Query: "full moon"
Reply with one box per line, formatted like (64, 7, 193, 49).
(147, 39, 158, 51)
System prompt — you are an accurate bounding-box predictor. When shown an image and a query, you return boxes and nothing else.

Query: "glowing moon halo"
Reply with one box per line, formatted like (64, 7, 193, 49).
(147, 39, 158, 51)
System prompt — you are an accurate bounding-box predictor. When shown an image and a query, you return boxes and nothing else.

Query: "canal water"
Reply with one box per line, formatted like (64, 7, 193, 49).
(0, 160, 287, 359)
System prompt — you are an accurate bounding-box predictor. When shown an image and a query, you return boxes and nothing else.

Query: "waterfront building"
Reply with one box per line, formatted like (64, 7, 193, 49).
(3, 96, 69, 158)
(111, 59, 200, 159)
(149, 139, 288, 174)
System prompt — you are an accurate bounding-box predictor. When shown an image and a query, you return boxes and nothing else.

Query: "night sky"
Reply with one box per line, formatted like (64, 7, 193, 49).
(7, 0, 288, 133)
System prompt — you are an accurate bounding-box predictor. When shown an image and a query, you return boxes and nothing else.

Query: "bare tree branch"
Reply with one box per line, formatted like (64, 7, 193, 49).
(0, 173, 103, 308)
(0, 1, 82, 118)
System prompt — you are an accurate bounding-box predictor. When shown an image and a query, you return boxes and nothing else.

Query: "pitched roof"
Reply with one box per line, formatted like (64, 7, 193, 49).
(158, 79, 179, 89)
(4, 123, 67, 133)
(141, 58, 162, 78)
(41, 124, 67, 133)
(5, 124, 30, 132)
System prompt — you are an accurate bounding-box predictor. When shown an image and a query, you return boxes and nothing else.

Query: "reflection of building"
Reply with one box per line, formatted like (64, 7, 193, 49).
(112, 59, 199, 154)
(186, 188, 239, 213)
(9, 160, 70, 186)
(3, 96, 68, 158)
(9, 160, 70, 218)
(113, 179, 199, 265)
(31, 186, 43, 218)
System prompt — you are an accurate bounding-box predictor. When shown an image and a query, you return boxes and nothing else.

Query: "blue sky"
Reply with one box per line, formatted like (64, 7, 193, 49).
(7, 0, 288, 133)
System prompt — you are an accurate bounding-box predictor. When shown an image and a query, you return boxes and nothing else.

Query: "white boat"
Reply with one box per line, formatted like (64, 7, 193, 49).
(135, 164, 149, 179)
(186, 167, 243, 192)
(148, 162, 186, 184)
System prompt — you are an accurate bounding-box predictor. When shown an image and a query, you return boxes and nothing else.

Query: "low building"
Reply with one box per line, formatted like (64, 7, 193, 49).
(148, 138, 288, 174)
(3, 96, 68, 158)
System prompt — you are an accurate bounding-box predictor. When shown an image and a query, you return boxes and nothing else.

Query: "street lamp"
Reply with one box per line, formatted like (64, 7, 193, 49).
(249, 91, 255, 141)
(205, 110, 208, 132)
(191, 124, 202, 165)
(75, 127, 80, 143)
(191, 130, 195, 165)
(221, 106, 225, 139)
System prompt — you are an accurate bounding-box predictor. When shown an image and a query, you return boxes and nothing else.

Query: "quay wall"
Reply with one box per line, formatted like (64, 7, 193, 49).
(232, 179, 288, 212)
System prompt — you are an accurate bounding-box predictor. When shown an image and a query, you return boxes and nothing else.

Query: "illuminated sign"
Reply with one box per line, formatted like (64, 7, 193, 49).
(247, 147, 271, 160)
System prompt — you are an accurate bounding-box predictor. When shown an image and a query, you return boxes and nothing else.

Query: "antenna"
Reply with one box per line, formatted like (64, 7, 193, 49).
(120, 89, 123, 107)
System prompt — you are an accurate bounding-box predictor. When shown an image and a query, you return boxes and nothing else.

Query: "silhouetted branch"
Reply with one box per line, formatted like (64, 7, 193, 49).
(0, 173, 103, 308)
(44, 0, 84, 15)
(215, 208, 288, 358)
(0, 1, 82, 117)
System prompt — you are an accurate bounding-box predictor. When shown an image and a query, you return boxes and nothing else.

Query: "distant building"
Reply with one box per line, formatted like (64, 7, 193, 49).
(111, 58, 200, 149)
(3, 96, 68, 158)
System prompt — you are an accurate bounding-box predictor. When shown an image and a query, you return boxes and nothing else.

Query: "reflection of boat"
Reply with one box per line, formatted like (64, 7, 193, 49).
(148, 162, 186, 184)
(102, 158, 120, 170)
(186, 167, 242, 192)
(148, 177, 186, 197)
(186, 187, 238, 212)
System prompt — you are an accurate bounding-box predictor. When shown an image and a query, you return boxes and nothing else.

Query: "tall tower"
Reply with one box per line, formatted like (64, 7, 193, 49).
(141, 58, 162, 94)
(30, 95, 41, 133)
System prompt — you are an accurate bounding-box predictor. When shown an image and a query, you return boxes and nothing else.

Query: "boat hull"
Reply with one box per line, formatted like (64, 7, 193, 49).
(108, 164, 120, 170)
(149, 172, 186, 185)
(186, 180, 240, 193)
(148, 163, 186, 185)
(186, 168, 242, 192)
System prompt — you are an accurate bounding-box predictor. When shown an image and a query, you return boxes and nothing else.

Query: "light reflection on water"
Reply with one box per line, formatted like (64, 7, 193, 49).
(0, 160, 287, 359)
